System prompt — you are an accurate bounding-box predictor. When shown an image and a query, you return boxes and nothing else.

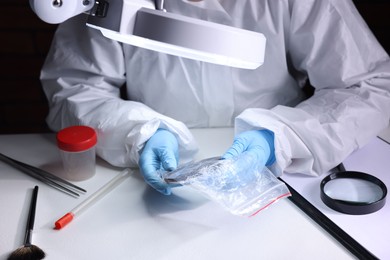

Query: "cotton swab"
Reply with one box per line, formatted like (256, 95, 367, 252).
(54, 169, 132, 230)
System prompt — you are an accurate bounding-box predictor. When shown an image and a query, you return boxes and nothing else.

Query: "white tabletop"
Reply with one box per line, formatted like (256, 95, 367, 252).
(0, 128, 388, 260)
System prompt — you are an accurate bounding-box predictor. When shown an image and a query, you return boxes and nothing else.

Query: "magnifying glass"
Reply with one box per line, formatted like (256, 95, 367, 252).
(320, 164, 387, 215)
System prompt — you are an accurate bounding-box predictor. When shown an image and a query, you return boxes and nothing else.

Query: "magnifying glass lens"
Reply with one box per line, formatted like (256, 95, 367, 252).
(321, 171, 387, 214)
(324, 178, 383, 204)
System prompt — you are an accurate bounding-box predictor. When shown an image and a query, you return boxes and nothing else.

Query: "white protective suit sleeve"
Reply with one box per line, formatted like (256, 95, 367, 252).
(40, 15, 198, 167)
(235, 0, 390, 176)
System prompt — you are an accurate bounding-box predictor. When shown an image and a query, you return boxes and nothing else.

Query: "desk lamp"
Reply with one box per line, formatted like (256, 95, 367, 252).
(30, 0, 266, 69)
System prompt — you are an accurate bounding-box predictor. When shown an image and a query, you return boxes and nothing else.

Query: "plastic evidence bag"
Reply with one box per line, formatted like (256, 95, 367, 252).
(163, 155, 291, 217)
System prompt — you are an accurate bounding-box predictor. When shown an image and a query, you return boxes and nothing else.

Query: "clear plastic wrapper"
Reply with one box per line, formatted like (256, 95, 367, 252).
(163, 154, 291, 217)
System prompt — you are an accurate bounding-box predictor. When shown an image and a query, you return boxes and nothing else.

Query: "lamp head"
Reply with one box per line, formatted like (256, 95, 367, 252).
(30, 0, 266, 69)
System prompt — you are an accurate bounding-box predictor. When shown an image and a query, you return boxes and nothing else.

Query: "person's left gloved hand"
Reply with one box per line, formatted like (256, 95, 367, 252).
(221, 129, 275, 169)
(139, 129, 179, 195)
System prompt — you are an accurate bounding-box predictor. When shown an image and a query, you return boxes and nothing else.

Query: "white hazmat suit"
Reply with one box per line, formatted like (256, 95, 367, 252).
(41, 0, 390, 177)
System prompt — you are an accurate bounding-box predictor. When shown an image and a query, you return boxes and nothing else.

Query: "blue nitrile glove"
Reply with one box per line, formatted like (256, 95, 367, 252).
(221, 130, 275, 168)
(139, 129, 179, 195)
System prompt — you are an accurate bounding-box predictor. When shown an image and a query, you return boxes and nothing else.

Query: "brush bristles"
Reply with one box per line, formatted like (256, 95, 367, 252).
(7, 244, 45, 260)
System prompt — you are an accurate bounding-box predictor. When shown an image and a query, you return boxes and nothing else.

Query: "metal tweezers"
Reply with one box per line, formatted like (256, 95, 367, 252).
(0, 152, 86, 197)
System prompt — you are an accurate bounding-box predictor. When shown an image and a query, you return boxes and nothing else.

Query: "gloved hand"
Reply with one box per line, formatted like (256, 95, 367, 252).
(221, 130, 275, 168)
(139, 129, 179, 195)
(177, 130, 275, 192)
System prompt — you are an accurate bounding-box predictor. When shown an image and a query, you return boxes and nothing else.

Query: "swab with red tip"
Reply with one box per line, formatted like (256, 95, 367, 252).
(54, 169, 132, 229)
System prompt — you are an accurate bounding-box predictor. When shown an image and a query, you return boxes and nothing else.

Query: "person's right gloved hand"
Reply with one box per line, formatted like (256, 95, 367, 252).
(139, 129, 179, 195)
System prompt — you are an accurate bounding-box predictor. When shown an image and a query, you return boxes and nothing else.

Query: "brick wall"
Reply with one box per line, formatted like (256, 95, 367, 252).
(0, 1, 389, 134)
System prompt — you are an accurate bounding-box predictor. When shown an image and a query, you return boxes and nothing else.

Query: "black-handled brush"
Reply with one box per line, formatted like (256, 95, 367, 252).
(8, 186, 46, 260)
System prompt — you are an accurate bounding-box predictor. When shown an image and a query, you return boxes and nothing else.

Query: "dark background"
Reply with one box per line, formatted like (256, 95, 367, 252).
(1, 0, 389, 134)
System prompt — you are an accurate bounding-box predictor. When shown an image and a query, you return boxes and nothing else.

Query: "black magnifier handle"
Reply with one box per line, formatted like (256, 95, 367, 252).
(279, 178, 379, 260)
(336, 163, 346, 172)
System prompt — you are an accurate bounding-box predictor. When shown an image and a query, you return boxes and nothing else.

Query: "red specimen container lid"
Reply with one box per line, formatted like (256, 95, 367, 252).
(56, 126, 97, 152)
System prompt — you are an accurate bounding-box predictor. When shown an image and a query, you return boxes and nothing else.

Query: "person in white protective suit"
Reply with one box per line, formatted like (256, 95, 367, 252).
(41, 0, 390, 195)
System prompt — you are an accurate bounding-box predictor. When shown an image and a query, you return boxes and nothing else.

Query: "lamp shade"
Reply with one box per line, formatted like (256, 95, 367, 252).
(88, 5, 266, 69)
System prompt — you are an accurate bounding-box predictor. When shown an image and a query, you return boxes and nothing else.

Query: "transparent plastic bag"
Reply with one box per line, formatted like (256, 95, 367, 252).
(163, 154, 291, 217)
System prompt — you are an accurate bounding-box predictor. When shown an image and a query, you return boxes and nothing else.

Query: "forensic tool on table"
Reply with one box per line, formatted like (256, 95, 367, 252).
(29, 0, 266, 69)
(280, 160, 388, 260)
(0, 152, 86, 197)
(279, 178, 379, 260)
(8, 186, 46, 260)
(321, 163, 387, 215)
(55, 169, 132, 229)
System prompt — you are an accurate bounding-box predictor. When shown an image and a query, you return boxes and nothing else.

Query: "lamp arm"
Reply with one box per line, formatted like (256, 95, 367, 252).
(154, 0, 165, 11)
(29, 0, 95, 24)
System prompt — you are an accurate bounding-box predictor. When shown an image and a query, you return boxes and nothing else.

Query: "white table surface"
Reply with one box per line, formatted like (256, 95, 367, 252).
(0, 128, 388, 260)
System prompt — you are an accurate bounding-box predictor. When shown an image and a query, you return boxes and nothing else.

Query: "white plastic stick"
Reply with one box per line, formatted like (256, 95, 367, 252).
(54, 169, 132, 229)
